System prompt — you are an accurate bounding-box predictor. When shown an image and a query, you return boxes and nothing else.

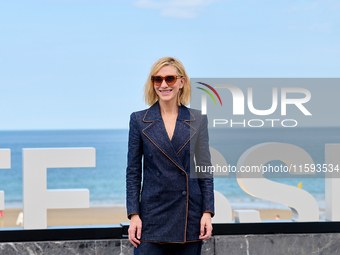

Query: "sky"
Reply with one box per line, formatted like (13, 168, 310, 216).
(1, 0, 339, 130)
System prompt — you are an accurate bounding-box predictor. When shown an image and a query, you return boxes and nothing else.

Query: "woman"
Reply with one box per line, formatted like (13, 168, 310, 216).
(126, 57, 214, 255)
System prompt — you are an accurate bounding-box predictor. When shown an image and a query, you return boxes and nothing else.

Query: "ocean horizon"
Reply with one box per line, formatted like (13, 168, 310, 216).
(1, 128, 338, 211)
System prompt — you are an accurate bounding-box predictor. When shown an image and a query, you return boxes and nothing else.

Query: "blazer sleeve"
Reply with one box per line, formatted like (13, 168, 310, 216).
(195, 114, 215, 217)
(126, 112, 143, 219)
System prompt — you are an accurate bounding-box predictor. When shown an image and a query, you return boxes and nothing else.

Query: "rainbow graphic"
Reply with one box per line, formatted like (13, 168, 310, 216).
(196, 82, 222, 106)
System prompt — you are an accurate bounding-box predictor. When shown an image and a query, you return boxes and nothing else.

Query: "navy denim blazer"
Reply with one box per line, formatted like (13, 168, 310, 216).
(126, 101, 214, 243)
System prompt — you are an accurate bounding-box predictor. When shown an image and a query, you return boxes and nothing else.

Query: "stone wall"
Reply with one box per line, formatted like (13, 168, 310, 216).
(1, 233, 340, 254)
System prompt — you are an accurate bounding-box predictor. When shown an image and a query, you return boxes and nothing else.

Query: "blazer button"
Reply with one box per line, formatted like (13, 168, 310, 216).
(182, 191, 187, 196)
(181, 172, 185, 176)
(156, 172, 160, 177)
(149, 154, 153, 158)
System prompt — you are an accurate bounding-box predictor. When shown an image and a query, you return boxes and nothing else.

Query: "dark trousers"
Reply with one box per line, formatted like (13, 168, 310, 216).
(134, 241, 203, 255)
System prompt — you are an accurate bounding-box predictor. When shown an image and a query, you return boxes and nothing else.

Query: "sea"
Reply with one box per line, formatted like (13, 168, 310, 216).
(0, 128, 339, 214)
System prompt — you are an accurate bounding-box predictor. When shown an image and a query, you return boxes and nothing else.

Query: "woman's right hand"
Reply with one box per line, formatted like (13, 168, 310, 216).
(128, 214, 142, 248)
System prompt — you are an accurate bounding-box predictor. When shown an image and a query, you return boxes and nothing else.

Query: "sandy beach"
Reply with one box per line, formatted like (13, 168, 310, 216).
(0, 207, 299, 228)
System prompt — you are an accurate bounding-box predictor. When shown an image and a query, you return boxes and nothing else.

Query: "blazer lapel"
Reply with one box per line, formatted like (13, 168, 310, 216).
(170, 104, 197, 154)
(142, 102, 197, 171)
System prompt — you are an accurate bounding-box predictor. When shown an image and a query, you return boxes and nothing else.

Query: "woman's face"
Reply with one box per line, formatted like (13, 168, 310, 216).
(153, 65, 185, 105)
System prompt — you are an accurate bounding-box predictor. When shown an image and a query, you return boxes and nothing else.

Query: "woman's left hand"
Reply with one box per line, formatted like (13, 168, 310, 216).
(199, 212, 213, 240)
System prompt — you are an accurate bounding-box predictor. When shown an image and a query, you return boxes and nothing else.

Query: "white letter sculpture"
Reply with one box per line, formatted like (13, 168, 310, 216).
(236, 143, 319, 222)
(0, 149, 11, 211)
(325, 144, 340, 221)
(23, 148, 95, 229)
(212, 190, 232, 223)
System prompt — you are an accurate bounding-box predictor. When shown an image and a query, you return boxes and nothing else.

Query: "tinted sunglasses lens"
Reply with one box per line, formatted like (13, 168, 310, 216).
(165, 76, 176, 85)
(152, 76, 163, 86)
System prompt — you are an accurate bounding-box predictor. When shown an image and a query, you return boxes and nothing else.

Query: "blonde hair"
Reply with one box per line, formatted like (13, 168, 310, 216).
(144, 57, 191, 106)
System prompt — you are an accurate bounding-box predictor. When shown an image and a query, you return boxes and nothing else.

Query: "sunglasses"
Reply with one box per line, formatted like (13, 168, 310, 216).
(151, 75, 182, 86)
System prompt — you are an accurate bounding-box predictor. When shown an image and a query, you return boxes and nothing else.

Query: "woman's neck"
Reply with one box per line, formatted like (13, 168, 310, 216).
(158, 100, 179, 117)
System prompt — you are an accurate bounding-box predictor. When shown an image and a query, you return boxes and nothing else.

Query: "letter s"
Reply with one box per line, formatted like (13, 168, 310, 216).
(236, 143, 319, 222)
